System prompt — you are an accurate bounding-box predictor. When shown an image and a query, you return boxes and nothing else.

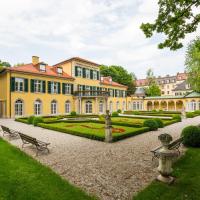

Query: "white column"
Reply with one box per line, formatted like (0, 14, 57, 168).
(174, 101, 177, 111)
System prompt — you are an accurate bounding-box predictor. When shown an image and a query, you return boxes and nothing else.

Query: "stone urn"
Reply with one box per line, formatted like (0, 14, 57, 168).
(156, 133, 178, 184)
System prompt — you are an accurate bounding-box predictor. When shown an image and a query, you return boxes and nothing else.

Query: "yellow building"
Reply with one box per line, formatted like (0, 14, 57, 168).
(0, 56, 127, 118)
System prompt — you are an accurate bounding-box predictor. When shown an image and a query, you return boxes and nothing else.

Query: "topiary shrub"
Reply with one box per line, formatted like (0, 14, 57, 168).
(112, 112, 119, 117)
(27, 116, 35, 124)
(154, 118, 164, 128)
(33, 117, 44, 126)
(186, 112, 195, 118)
(70, 111, 76, 116)
(99, 114, 105, 122)
(194, 110, 200, 115)
(172, 114, 182, 122)
(152, 109, 157, 113)
(133, 111, 140, 115)
(117, 109, 122, 113)
(143, 119, 158, 131)
(181, 125, 200, 147)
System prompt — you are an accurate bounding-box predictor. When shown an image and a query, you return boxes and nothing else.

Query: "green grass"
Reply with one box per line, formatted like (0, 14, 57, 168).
(133, 148, 200, 200)
(0, 138, 96, 200)
(38, 122, 150, 141)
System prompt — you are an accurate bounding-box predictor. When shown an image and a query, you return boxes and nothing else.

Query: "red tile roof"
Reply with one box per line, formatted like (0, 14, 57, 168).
(54, 57, 100, 67)
(8, 63, 74, 79)
(135, 79, 148, 87)
(100, 77, 127, 88)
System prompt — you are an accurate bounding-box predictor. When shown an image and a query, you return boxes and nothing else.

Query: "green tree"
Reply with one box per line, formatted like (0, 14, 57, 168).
(100, 65, 136, 95)
(0, 60, 11, 67)
(140, 1, 200, 50)
(185, 37, 200, 92)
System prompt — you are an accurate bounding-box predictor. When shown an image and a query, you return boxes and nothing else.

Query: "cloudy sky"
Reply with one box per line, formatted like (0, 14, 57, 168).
(0, 0, 199, 78)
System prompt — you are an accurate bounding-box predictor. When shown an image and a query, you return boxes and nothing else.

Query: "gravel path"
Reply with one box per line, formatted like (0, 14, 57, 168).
(0, 116, 200, 200)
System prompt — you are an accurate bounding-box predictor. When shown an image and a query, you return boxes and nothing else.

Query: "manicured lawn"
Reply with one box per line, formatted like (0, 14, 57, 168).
(38, 122, 150, 141)
(133, 148, 200, 200)
(0, 138, 96, 200)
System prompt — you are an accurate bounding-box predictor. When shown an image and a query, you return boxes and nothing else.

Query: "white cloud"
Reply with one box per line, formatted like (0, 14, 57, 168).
(0, 0, 199, 78)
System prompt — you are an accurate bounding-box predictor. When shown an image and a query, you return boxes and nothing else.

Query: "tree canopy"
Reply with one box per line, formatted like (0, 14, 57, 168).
(185, 37, 200, 92)
(0, 60, 11, 67)
(140, 0, 200, 50)
(100, 65, 136, 95)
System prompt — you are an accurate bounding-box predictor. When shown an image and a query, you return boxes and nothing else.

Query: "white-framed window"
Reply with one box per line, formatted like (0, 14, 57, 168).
(93, 71, 97, 80)
(51, 100, 57, 115)
(39, 64, 46, 72)
(65, 100, 71, 114)
(86, 69, 90, 79)
(85, 101, 92, 114)
(122, 91, 126, 97)
(34, 80, 43, 93)
(116, 101, 120, 110)
(15, 99, 23, 116)
(34, 100, 42, 115)
(85, 86, 90, 96)
(64, 84, 71, 94)
(109, 101, 113, 113)
(57, 67, 63, 74)
(51, 82, 58, 94)
(116, 90, 119, 97)
(77, 67, 82, 77)
(122, 101, 126, 112)
(15, 78, 24, 92)
(99, 101, 104, 114)
(109, 89, 113, 97)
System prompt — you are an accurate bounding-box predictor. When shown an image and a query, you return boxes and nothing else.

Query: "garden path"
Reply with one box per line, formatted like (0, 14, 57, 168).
(0, 116, 200, 200)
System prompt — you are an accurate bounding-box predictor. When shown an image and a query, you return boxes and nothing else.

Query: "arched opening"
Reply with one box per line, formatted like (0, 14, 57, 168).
(154, 101, 160, 110)
(65, 100, 71, 114)
(168, 101, 175, 111)
(116, 101, 120, 111)
(122, 101, 126, 112)
(147, 101, 153, 111)
(15, 99, 24, 116)
(51, 100, 57, 115)
(176, 100, 184, 111)
(160, 101, 167, 111)
(99, 100, 104, 114)
(85, 101, 92, 114)
(128, 101, 131, 110)
(34, 99, 42, 115)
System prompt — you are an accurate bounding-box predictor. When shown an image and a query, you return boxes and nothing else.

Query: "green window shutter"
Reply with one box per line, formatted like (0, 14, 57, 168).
(48, 81, 51, 94)
(24, 79, 28, 92)
(62, 83, 65, 94)
(83, 85, 85, 91)
(10, 77, 15, 92)
(42, 81, 46, 93)
(31, 79, 34, 93)
(90, 70, 93, 79)
(115, 89, 117, 97)
(97, 71, 99, 80)
(83, 68, 86, 78)
(75, 66, 78, 76)
(58, 82, 61, 94)
(71, 84, 73, 94)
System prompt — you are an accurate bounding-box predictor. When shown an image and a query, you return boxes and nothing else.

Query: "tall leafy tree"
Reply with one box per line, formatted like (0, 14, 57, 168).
(0, 60, 11, 67)
(140, 1, 200, 50)
(185, 37, 200, 92)
(100, 65, 136, 95)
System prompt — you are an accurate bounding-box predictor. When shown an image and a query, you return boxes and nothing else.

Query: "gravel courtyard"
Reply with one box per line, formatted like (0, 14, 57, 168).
(1, 116, 200, 200)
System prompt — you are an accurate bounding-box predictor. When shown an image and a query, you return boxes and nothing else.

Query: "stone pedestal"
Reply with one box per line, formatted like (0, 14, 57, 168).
(156, 133, 178, 184)
(105, 127, 112, 143)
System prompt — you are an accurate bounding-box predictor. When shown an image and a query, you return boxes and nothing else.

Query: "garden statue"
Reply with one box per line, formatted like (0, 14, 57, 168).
(105, 110, 112, 142)
(181, 107, 186, 119)
(156, 133, 178, 184)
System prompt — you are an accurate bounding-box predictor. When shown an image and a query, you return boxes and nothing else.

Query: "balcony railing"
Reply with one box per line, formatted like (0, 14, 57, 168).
(73, 90, 110, 97)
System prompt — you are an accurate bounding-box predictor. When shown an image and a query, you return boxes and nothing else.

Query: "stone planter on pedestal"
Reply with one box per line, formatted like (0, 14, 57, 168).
(156, 133, 178, 184)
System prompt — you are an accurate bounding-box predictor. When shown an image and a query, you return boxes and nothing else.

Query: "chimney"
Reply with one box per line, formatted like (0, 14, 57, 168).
(32, 56, 39, 65)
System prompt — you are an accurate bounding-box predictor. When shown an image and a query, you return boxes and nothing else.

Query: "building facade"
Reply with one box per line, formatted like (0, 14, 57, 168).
(0, 56, 127, 118)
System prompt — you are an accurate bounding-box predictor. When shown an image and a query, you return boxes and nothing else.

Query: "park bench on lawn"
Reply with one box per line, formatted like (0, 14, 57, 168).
(18, 132, 50, 156)
(1, 125, 19, 138)
(151, 137, 183, 161)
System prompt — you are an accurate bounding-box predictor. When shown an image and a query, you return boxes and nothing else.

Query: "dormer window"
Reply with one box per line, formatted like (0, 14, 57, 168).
(39, 63, 46, 72)
(57, 67, 63, 75)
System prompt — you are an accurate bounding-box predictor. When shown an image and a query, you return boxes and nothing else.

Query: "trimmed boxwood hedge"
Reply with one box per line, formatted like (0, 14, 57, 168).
(37, 122, 150, 142)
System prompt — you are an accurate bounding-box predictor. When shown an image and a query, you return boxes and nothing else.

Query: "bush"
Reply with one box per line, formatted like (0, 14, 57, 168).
(152, 109, 157, 112)
(70, 111, 76, 116)
(133, 111, 140, 115)
(186, 112, 195, 118)
(112, 112, 119, 117)
(27, 116, 35, 124)
(99, 114, 105, 122)
(181, 125, 200, 147)
(33, 117, 44, 126)
(194, 110, 200, 115)
(143, 119, 158, 131)
(117, 109, 122, 113)
(172, 114, 182, 122)
(154, 118, 164, 128)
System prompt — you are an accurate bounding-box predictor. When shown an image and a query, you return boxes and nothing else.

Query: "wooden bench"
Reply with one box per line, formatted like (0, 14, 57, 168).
(1, 125, 19, 138)
(18, 132, 50, 156)
(151, 137, 183, 161)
